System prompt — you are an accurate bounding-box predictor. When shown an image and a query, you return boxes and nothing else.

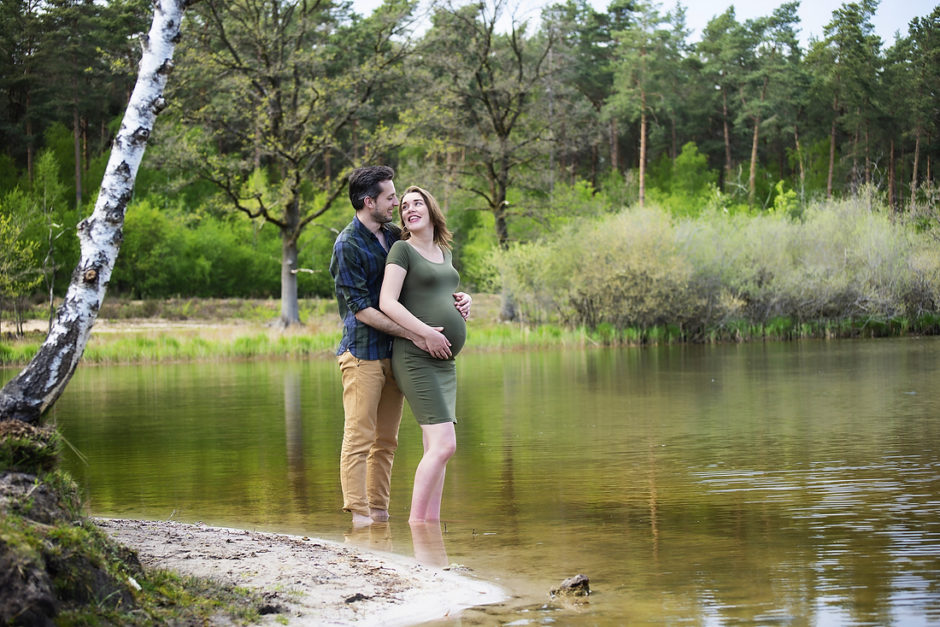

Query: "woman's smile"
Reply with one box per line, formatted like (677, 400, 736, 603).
(400, 192, 429, 230)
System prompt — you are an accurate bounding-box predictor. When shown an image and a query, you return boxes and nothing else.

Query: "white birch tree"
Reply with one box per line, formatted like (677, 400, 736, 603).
(0, 0, 194, 424)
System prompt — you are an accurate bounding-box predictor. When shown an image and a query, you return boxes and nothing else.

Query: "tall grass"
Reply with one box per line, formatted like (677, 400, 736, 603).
(4, 310, 939, 369)
(76, 330, 344, 365)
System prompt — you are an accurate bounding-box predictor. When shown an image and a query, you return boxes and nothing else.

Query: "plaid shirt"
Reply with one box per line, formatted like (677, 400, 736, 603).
(330, 216, 401, 359)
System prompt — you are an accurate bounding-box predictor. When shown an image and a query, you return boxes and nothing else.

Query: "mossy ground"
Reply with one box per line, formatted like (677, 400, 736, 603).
(0, 420, 267, 625)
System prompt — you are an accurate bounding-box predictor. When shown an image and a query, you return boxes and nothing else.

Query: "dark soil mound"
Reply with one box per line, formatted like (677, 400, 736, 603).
(0, 421, 140, 625)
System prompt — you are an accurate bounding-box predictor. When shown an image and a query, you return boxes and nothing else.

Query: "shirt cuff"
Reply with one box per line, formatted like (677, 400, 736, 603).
(346, 295, 371, 314)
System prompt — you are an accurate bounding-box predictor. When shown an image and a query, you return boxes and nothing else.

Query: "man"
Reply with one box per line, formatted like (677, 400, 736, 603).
(330, 165, 470, 526)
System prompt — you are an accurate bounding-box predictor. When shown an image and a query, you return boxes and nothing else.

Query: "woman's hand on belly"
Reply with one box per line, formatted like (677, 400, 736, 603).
(419, 326, 452, 359)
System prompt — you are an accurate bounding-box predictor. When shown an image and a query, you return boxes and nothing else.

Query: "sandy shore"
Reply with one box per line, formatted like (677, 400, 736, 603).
(96, 518, 506, 625)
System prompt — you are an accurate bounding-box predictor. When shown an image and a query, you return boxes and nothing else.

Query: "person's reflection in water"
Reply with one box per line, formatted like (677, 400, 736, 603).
(344, 521, 393, 553)
(409, 522, 448, 568)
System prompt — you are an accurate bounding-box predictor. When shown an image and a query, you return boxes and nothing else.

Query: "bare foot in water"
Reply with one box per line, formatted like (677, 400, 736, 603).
(370, 509, 390, 522)
(351, 512, 373, 527)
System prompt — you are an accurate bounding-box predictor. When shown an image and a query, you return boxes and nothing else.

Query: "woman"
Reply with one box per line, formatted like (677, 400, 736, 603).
(379, 186, 467, 523)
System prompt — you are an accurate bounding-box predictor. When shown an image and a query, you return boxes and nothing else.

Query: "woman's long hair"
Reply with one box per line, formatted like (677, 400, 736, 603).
(399, 185, 453, 251)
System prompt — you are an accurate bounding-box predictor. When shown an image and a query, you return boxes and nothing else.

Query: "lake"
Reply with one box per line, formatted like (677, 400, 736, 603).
(5, 336, 940, 625)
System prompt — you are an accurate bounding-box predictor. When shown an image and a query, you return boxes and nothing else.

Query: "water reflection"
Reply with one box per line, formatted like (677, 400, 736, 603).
(344, 521, 394, 554)
(5, 337, 939, 624)
(409, 522, 449, 568)
(283, 368, 307, 510)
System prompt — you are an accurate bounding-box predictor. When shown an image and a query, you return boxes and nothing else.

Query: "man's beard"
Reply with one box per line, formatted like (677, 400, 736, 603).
(371, 206, 393, 224)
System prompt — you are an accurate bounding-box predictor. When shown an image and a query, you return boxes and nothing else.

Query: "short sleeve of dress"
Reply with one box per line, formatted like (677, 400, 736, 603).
(386, 240, 411, 271)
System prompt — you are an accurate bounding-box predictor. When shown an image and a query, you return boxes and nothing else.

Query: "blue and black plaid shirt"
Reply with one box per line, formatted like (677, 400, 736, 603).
(330, 216, 402, 360)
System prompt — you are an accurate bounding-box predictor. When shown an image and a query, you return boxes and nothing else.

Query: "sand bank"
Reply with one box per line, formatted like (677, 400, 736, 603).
(96, 518, 506, 625)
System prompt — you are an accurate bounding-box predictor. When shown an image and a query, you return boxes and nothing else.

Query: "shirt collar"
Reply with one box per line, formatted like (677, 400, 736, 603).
(353, 215, 398, 243)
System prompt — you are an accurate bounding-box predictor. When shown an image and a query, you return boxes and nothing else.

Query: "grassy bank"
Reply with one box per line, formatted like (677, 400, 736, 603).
(3, 296, 940, 368)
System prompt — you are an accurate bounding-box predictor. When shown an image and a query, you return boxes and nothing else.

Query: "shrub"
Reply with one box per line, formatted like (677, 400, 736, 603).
(498, 207, 704, 329)
(495, 197, 940, 333)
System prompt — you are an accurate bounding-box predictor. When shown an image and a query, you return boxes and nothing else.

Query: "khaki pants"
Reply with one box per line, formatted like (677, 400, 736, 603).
(338, 351, 404, 516)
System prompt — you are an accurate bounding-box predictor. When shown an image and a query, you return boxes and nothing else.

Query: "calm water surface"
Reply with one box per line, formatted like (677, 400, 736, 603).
(6, 337, 939, 625)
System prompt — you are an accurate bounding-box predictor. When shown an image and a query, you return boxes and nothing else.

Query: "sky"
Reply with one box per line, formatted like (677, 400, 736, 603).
(350, 0, 937, 47)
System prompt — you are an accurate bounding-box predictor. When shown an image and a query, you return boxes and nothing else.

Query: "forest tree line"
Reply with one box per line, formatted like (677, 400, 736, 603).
(0, 0, 938, 331)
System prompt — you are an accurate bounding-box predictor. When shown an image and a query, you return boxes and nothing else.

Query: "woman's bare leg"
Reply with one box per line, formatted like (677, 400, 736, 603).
(409, 422, 456, 522)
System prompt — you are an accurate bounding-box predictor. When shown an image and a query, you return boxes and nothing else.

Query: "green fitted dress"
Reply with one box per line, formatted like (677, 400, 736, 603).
(387, 240, 466, 425)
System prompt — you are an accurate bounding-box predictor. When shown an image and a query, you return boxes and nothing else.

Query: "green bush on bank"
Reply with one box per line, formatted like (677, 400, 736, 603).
(496, 197, 940, 338)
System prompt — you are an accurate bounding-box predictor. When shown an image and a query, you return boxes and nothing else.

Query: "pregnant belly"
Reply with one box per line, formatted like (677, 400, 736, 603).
(405, 304, 465, 358)
(437, 308, 466, 356)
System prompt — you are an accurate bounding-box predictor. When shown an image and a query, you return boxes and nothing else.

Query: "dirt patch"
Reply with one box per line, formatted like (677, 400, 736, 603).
(96, 518, 506, 626)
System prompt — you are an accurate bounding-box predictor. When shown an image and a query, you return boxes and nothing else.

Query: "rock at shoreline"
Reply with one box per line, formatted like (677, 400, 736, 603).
(551, 574, 591, 598)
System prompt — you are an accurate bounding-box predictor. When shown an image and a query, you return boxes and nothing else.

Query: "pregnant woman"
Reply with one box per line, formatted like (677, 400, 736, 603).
(379, 185, 468, 522)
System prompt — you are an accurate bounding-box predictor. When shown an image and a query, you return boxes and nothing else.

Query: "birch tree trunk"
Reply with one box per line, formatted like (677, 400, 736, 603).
(0, 0, 191, 425)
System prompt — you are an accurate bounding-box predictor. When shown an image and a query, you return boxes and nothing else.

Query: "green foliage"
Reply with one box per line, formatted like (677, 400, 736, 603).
(496, 197, 940, 335)
(770, 180, 800, 218)
(0, 199, 43, 326)
(646, 142, 720, 216)
(595, 168, 639, 211)
(449, 206, 499, 292)
(672, 142, 718, 198)
(107, 198, 333, 299)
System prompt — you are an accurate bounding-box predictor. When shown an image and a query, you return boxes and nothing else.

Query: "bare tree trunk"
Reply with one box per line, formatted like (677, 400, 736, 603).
(82, 115, 89, 180)
(722, 89, 732, 183)
(889, 137, 896, 211)
(748, 117, 760, 209)
(494, 178, 516, 321)
(73, 105, 82, 209)
(793, 124, 805, 200)
(827, 117, 837, 199)
(26, 91, 34, 183)
(852, 116, 859, 189)
(280, 232, 300, 326)
(927, 133, 932, 190)
(271, 153, 303, 328)
(0, 0, 191, 424)
(639, 92, 647, 208)
(609, 117, 619, 173)
(911, 129, 921, 210)
(670, 118, 677, 161)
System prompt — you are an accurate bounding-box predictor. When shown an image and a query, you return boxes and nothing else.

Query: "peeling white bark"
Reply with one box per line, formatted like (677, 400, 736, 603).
(0, 0, 190, 424)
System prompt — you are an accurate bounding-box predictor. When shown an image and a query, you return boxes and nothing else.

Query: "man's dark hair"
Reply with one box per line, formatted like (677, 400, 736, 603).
(348, 166, 395, 210)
